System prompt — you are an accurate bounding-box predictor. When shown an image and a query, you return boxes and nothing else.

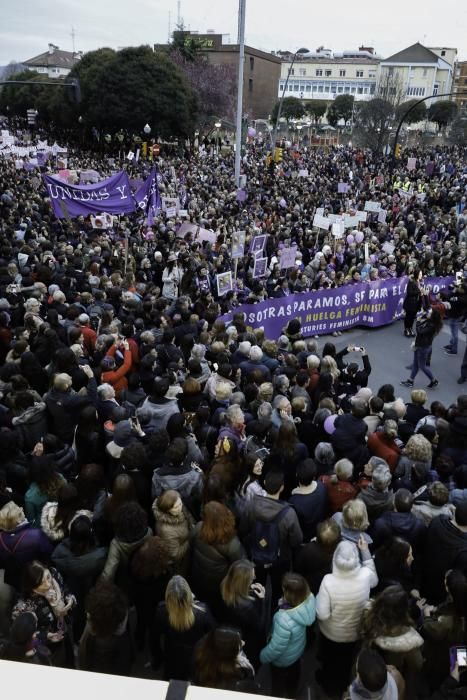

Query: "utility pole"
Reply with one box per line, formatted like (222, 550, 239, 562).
(234, 0, 246, 186)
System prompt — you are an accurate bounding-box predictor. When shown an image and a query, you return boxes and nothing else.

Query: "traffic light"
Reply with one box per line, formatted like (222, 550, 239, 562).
(274, 147, 283, 163)
(395, 143, 401, 159)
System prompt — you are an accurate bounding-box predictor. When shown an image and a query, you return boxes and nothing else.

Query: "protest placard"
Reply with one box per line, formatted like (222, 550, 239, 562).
(382, 241, 395, 255)
(332, 222, 345, 238)
(280, 245, 298, 270)
(344, 215, 360, 229)
(231, 231, 246, 259)
(216, 271, 233, 297)
(249, 235, 267, 256)
(313, 214, 331, 230)
(253, 257, 268, 278)
(378, 209, 387, 223)
(298, 169, 309, 178)
(364, 201, 381, 212)
(407, 157, 417, 171)
(356, 211, 368, 222)
(338, 182, 349, 194)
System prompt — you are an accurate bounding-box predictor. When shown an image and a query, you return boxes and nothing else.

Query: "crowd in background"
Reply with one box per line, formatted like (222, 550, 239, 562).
(0, 136, 466, 698)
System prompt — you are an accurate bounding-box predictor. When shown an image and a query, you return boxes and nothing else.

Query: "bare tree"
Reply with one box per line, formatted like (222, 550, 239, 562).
(376, 69, 406, 108)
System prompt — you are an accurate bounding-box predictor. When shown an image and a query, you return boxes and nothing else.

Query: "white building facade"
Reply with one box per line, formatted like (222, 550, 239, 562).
(23, 44, 81, 79)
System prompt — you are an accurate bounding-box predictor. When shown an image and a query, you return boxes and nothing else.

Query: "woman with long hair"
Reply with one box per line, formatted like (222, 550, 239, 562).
(401, 307, 443, 388)
(24, 458, 66, 527)
(96, 473, 136, 545)
(219, 559, 268, 669)
(361, 584, 424, 698)
(74, 405, 106, 468)
(12, 560, 76, 666)
(403, 269, 422, 337)
(40, 482, 92, 542)
(193, 626, 255, 691)
(374, 536, 415, 594)
(129, 536, 172, 651)
(152, 489, 195, 575)
(151, 575, 215, 680)
(238, 453, 267, 501)
(268, 421, 308, 498)
(191, 501, 245, 610)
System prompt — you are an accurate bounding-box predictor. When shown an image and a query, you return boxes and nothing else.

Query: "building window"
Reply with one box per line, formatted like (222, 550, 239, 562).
(339, 70, 346, 77)
(338, 86, 343, 93)
(305, 84, 311, 92)
(369, 71, 376, 78)
(248, 78, 253, 92)
(325, 70, 332, 76)
(441, 50, 446, 56)
(290, 68, 295, 76)
(356, 70, 363, 77)
(351, 87, 356, 93)
(279, 82, 284, 91)
(315, 69, 322, 76)
(433, 83, 439, 95)
(294, 84, 299, 91)
(423, 68, 428, 77)
(299, 68, 306, 76)
(318, 85, 323, 92)
(407, 86, 426, 96)
(324, 85, 330, 92)
(344, 86, 350, 93)
(250, 56, 254, 71)
(357, 87, 363, 94)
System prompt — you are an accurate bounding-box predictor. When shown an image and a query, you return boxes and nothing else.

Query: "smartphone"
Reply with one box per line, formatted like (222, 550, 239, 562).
(353, 346, 363, 352)
(456, 271, 463, 286)
(450, 646, 467, 670)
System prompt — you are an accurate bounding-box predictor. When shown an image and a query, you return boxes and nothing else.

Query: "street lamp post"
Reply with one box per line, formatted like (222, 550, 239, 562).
(271, 49, 300, 162)
(234, 0, 246, 186)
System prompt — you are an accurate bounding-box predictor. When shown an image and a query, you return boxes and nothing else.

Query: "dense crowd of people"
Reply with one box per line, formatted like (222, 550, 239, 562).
(0, 132, 466, 698)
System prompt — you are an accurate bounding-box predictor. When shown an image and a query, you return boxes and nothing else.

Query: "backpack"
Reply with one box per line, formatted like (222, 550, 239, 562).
(248, 506, 290, 568)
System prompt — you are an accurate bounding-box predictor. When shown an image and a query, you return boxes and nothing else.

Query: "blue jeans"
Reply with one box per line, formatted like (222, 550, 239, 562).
(410, 346, 434, 381)
(448, 318, 460, 353)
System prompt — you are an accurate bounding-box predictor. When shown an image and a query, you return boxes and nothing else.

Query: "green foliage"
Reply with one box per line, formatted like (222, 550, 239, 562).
(353, 98, 394, 151)
(306, 100, 327, 122)
(271, 96, 306, 124)
(395, 100, 427, 125)
(428, 100, 458, 130)
(0, 70, 52, 120)
(327, 94, 354, 126)
(0, 46, 198, 140)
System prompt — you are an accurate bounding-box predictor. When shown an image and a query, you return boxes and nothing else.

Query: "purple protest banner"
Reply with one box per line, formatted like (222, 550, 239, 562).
(43, 171, 134, 218)
(219, 276, 453, 338)
(134, 167, 162, 225)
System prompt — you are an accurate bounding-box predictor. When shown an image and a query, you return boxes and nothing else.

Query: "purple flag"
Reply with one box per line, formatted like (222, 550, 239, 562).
(219, 276, 453, 338)
(43, 171, 134, 218)
(134, 167, 162, 225)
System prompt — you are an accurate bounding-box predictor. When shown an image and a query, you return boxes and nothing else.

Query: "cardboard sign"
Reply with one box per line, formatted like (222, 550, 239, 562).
(216, 271, 233, 297)
(253, 257, 268, 278)
(356, 211, 368, 222)
(280, 245, 298, 270)
(338, 182, 349, 194)
(332, 222, 345, 238)
(344, 215, 360, 229)
(378, 209, 387, 223)
(313, 214, 331, 230)
(232, 231, 246, 259)
(249, 235, 267, 256)
(407, 157, 417, 171)
(298, 169, 309, 178)
(364, 201, 381, 212)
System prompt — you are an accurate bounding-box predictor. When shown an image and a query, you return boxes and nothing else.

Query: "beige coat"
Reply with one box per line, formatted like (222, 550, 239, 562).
(152, 503, 195, 573)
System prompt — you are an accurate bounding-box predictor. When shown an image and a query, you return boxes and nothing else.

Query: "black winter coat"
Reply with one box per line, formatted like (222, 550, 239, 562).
(422, 516, 467, 604)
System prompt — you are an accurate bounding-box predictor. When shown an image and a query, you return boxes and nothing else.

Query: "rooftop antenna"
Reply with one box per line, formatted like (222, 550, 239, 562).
(177, 0, 181, 26)
(71, 26, 76, 53)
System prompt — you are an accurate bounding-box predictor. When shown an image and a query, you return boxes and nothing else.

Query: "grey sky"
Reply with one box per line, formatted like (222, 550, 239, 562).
(1, 0, 466, 65)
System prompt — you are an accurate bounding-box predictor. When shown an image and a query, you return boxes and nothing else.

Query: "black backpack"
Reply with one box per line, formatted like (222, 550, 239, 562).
(249, 506, 290, 568)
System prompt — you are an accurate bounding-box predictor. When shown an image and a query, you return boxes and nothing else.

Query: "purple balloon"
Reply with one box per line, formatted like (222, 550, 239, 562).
(355, 231, 364, 244)
(346, 234, 355, 245)
(247, 127, 257, 138)
(324, 414, 338, 435)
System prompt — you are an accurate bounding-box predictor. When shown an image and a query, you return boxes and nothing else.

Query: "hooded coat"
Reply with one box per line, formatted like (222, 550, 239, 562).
(152, 502, 194, 573)
(12, 403, 48, 452)
(260, 593, 316, 667)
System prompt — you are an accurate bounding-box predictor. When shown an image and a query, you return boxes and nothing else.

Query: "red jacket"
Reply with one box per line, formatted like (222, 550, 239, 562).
(367, 432, 402, 473)
(101, 345, 132, 396)
(319, 475, 358, 515)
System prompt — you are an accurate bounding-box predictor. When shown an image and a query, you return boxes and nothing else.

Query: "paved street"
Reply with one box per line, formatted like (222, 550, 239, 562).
(314, 319, 466, 406)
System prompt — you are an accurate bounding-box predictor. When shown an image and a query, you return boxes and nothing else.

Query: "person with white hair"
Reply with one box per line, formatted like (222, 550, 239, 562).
(45, 366, 96, 444)
(218, 404, 246, 450)
(23, 297, 44, 330)
(239, 345, 271, 381)
(316, 538, 378, 695)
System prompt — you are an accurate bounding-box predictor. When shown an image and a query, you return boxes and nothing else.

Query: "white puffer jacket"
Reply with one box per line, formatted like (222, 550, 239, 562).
(316, 547, 378, 643)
